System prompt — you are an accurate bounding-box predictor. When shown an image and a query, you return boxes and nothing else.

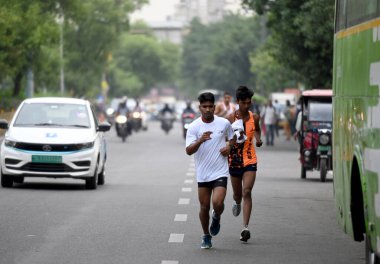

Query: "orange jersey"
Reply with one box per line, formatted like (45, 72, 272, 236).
(228, 111, 257, 168)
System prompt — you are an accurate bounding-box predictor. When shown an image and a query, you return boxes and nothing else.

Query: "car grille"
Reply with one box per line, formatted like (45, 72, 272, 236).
(10, 163, 88, 173)
(11, 143, 88, 152)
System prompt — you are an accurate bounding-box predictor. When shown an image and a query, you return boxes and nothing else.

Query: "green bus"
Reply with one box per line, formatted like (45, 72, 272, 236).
(333, 0, 380, 262)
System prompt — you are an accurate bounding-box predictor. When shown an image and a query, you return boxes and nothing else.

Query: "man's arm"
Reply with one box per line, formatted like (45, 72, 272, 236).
(186, 131, 212, 155)
(253, 113, 263, 147)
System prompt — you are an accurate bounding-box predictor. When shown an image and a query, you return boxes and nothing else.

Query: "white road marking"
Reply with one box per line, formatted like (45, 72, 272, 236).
(161, 261, 179, 264)
(174, 214, 188, 222)
(178, 198, 190, 205)
(186, 172, 195, 177)
(184, 179, 193, 184)
(188, 167, 195, 172)
(182, 187, 192, 192)
(168, 233, 184, 243)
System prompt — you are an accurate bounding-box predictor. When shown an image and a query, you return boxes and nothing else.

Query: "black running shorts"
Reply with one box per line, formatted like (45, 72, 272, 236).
(198, 177, 228, 189)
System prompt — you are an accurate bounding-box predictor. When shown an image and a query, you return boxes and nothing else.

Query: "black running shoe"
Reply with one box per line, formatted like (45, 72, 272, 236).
(240, 227, 251, 242)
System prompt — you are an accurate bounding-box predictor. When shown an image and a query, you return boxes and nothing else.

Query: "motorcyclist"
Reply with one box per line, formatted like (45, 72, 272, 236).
(115, 96, 130, 136)
(182, 100, 196, 115)
(181, 100, 197, 138)
(160, 103, 174, 133)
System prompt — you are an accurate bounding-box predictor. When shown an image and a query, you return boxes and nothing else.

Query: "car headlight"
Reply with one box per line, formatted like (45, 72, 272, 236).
(319, 134, 330, 145)
(132, 112, 141, 118)
(76, 142, 94, 150)
(4, 139, 17, 148)
(115, 115, 127, 124)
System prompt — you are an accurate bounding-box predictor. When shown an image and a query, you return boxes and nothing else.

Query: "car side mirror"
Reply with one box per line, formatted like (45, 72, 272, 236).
(0, 119, 9, 130)
(98, 122, 111, 132)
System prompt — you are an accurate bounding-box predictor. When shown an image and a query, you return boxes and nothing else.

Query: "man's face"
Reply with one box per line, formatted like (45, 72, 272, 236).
(199, 101, 215, 120)
(224, 95, 231, 103)
(238, 98, 252, 113)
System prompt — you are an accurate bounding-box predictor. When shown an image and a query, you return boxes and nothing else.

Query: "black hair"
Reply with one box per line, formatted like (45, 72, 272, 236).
(223, 91, 231, 96)
(236, 85, 254, 101)
(198, 92, 215, 104)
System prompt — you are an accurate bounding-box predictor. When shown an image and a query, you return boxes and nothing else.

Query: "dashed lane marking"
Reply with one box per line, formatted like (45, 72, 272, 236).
(186, 172, 195, 177)
(181, 187, 192, 192)
(174, 214, 188, 222)
(168, 233, 184, 243)
(184, 179, 194, 184)
(178, 198, 190, 205)
(161, 261, 179, 264)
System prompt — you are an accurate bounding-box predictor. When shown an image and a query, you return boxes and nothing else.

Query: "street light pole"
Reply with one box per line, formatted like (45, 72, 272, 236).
(59, 14, 65, 95)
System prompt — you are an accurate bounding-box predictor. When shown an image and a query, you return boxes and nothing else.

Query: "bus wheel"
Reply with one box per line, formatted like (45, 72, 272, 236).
(366, 235, 380, 264)
(320, 159, 327, 182)
(301, 165, 306, 179)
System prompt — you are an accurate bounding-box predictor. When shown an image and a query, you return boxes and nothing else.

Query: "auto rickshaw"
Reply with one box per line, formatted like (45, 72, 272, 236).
(298, 89, 333, 182)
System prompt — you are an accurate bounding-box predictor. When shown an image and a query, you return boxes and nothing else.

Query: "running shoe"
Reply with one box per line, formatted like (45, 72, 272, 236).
(201, 234, 212, 249)
(209, 210, 221, 236)
(232, 202, 241, 217)
(240, 227, 251, 242)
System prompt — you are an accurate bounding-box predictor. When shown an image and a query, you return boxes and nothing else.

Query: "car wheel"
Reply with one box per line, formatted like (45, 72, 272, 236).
(85, 165, 98, 190)
(301, 165, 306, 179)
(1, 170, 13, 188)
(320, 159, 327, 182)
(98, 165, 105, 185)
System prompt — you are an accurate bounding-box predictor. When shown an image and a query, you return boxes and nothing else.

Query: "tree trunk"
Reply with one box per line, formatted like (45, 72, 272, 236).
(13, 71, 23, 97)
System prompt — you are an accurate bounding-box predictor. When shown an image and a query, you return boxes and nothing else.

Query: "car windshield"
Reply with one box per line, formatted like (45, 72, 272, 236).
(308, 102, 332, 122)
(14, 102, 91, 128)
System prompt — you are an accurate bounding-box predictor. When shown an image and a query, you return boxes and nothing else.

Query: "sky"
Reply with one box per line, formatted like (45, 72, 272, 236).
(130, 0, 180, 23)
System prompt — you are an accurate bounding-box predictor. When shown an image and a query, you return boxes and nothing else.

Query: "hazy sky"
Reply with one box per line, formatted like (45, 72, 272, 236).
(130, 0, 180, 22)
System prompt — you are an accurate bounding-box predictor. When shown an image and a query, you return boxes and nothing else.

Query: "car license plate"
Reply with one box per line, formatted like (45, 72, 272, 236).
(32, 155, 62, 163)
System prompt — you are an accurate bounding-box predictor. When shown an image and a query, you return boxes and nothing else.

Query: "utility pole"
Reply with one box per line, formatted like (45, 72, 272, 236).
(58, 13, 65, 95)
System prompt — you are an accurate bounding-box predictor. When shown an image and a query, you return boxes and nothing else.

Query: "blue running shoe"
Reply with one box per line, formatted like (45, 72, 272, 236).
(210, 210, 221, 236)
(201, 234, 212, 249)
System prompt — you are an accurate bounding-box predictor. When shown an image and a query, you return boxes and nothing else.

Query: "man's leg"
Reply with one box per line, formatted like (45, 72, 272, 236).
(212, 186, 227, 217)
(242, 171, 256, 227)
(198, 187, 212, 235)
(230, 175, 243, 205)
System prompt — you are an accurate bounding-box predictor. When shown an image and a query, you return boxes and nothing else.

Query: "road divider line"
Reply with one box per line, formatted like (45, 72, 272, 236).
(174, 214, 188, 222)
(161, 261, 179, 264)
(178, 198, 190, 205)
(181, 187, 192, 192)
(184, 179, 194, 184)
(186, 172, 195, 177)
(169, 233, 184, 243)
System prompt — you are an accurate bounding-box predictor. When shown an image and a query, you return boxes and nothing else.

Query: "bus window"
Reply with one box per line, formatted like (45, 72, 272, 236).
(335, 0, 347, 32)
(347, 0, 377, 27)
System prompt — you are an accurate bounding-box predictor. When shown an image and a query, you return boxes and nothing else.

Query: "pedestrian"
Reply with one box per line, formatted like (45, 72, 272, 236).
(185, 92, 234, 249)
(214, 91, 236, 118)
(262, 100, 276, 146)
(226, 86, 263, 242)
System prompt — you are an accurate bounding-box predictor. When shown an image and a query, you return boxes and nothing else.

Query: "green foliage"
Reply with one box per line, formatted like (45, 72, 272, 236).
(242, 0, 334, 88)
(0, 0, 147, 98)
(181, 15, 264, 95)
(108, 31, 181, 97)
(250, 44, 298, 96)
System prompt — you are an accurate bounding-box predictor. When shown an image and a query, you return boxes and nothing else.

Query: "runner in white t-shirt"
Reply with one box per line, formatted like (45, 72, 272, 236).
(186, 92, 234, 249)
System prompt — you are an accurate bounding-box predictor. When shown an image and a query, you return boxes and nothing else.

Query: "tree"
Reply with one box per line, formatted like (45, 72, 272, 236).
(108, 31, 181, 97)
(181, 15, 264, 95)
(242, 0, 334, 88)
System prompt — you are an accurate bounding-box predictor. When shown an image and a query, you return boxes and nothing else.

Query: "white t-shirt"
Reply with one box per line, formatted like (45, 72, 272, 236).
(186, 116, 234, 183)
(263, 106, 276, 125)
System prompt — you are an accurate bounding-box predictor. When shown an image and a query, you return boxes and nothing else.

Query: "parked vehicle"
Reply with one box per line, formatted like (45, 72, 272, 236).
(298, 89, 333, 182)
(0, 97, 111, 189)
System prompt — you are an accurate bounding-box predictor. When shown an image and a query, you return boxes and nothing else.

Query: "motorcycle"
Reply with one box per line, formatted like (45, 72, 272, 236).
(299, 89, 333, 182)
(161, 112, 174, 134)
(181, 112, 196, 138)
(115, 115, 129, 142)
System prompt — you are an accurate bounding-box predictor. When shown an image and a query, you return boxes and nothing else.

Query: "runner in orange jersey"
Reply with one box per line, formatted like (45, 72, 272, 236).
(226, 85, 263, 242)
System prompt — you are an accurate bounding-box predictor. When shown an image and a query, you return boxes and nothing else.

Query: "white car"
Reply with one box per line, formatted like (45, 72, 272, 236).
(0, 97, 111, 189)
